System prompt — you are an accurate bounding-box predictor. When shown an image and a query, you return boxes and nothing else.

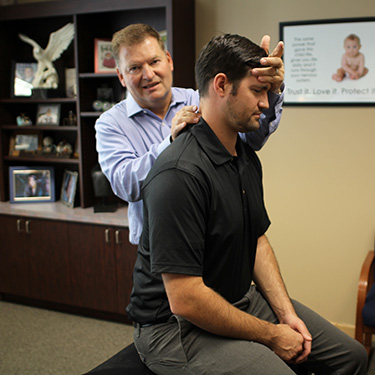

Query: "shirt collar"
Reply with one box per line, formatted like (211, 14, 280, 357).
(191, 118, 241, 166)
(126, 88, 188, 118)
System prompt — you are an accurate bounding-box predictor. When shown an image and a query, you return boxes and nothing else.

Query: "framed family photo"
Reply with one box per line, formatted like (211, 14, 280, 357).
(12, 62, 38, 97)
(9, 166, 55, 203)
(9, 131, 42, 156)
(94, 38, 116, 73)
(61, 169, 78, 208)
(36, 104, 61, 125)
(280, 17, 375, 105)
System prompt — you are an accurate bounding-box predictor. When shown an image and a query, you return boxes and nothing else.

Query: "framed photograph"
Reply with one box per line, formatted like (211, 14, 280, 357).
(12, 62, 38, 97)
(280, 17, 375, 105)
(9, 131, 42, 156)
(36, 104, 61, 125)
(94, 38, 116, 73)
(60, 169, 78, 208)
(9, 166, 55, 203)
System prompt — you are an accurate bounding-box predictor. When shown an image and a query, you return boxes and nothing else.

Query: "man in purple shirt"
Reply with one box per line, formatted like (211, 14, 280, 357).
(95, 24, 284, 244)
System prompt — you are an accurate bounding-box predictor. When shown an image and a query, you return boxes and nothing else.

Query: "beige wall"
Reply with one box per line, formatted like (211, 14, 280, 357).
(195, 0, 375, 327)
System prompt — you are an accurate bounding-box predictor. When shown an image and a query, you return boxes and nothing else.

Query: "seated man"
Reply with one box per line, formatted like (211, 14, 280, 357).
(126, 33, 368, 374)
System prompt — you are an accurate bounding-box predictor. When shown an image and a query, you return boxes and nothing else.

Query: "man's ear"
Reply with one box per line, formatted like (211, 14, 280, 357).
(116, 67, 127, 88)
(213, 73, 230, 97)
(165, 50, 174, 72)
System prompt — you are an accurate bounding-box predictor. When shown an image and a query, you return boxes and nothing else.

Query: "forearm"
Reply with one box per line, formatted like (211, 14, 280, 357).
(162, 273, 276, 345)
(253, 235, 295, 321)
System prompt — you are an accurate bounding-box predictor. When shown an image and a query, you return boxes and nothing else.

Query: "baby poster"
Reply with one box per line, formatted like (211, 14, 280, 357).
(280, 18, 375, 104)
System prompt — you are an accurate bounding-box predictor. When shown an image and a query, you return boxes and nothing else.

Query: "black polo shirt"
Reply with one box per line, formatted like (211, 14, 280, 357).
(126, 119, 270, 324)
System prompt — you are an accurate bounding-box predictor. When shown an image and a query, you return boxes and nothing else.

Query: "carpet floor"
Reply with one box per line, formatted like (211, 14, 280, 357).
(0, 300, 374, 374)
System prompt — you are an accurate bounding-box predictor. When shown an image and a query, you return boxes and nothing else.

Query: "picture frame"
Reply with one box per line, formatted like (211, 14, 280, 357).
(36, 104, 61, 125)
(9, 166, 55, 203)
(280, 17, 375, 105)
(12, 62, 38, 97)
(9, 131, 42, 156)
(94, 38, 116, 73)
(60, 169, 78, 208)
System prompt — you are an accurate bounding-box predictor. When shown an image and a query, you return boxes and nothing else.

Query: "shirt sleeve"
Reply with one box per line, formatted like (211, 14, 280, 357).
(95, 108, 169, 203)
(143, 169, 207, 276)
(241, 83, 284, 151)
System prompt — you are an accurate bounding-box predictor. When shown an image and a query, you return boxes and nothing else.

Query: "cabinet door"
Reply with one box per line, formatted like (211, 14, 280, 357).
(0, 215, 30, 296)
(67, 222, 118, 312)
(27, 218, 72, 304)
(114, 228, 137, 315)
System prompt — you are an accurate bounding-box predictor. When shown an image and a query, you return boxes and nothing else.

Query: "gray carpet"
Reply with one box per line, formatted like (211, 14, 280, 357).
(0, 301, 134, 375)
(0, 300, 374, 374)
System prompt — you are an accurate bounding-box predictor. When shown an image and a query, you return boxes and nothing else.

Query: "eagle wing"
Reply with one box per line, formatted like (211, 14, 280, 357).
(18, 33, 41, 51)
(44, 23, 75, 62)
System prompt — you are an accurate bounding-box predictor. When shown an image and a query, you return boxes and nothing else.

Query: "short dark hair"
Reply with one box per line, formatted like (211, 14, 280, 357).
(195, 34, 268, 97)
(112, 24, 165, 67)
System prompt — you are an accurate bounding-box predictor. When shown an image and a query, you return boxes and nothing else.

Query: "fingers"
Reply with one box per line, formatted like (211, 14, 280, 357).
(252, 56, 284, 93)
(260, 36, 284, 58)
(260, 35, 271, 54)
(290, 323, 312, 364)
(171, 105, 201, 141)
(269, 41, 284, 58)
(294, 339, 312, 364)
(171, 122, 188, 141)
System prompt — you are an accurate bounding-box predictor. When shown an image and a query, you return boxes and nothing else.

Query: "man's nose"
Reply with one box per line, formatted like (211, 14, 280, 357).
(142, 64, 154, 80)
(259, 93, 269, 110)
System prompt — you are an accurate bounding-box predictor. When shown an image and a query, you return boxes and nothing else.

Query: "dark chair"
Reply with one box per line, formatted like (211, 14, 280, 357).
(83, 343, 156, 375)
(355, 250, 375, 355)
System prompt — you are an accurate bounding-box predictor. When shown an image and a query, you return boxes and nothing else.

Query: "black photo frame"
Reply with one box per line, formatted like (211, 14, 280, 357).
(280, 17, 375, 105)
(12, 61, 38, 97)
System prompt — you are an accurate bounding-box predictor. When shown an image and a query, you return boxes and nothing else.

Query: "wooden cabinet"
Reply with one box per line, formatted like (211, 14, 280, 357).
(0, 215, 71, 302)
(0, 215, 31, 296)
(67, 222, 137, 314)
(0, 213, 137, 319)
(0, 0, 195, 208)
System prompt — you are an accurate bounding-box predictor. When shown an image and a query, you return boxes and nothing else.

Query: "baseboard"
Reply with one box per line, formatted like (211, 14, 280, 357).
(332, 322, 355, 338)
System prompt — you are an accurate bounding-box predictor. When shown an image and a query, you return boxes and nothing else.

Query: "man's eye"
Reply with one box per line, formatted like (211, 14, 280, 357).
(129, 66, 139, 73)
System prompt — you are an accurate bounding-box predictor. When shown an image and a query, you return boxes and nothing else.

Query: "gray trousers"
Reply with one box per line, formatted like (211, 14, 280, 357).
(133, 286, 368, 374)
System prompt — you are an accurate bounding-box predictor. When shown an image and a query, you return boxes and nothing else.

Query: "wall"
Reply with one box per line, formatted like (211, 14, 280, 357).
(195, 0, 375, 328)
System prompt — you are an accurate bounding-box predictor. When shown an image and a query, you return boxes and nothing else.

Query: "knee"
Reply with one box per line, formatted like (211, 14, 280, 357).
(350, 340, 368, 374)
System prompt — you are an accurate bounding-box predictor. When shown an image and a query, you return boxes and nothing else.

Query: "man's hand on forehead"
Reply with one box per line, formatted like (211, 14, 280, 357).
(252, 36, 284, 93)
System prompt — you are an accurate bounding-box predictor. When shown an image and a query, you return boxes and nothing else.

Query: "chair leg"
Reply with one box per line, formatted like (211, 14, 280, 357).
(364, 333, 372, 355)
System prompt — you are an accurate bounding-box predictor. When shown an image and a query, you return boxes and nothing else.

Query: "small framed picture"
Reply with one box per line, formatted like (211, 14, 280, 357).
(94, 38, 116, 73)
(36, 104, 61, 125)
(9, 166, 55, 203)
(12, 62, 38, 97)
(9, 131, 42, 156)
(61, 169, 78, 208)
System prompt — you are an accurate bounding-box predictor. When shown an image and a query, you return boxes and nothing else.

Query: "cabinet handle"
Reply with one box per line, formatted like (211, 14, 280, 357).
(115, 230, 122, 245)
(105, 228, 111, 244)
(16, 219, 23, 232)
(25, 220, 32, 233)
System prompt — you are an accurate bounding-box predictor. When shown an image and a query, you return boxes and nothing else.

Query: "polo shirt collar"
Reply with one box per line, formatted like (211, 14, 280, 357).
(192, 118, 242, 166)
(126, 88, 188, 118)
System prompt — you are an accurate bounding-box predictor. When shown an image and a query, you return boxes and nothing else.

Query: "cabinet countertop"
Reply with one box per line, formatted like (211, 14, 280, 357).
(0, 201, 129, 227)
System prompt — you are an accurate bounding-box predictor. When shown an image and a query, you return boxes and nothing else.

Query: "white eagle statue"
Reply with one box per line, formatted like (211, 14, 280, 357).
(18, 23, 75, 89)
